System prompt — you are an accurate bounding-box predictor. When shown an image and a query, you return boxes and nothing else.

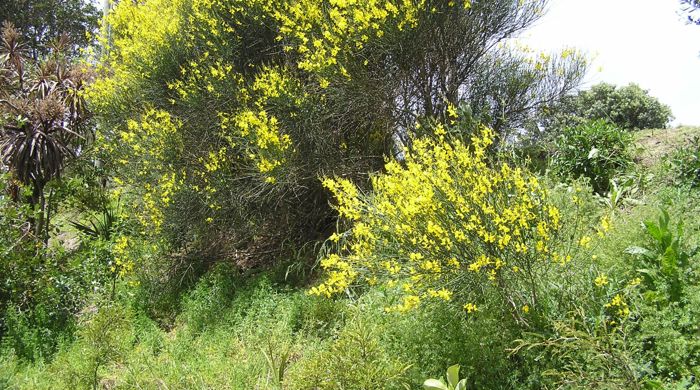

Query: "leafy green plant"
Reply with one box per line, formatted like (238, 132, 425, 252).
(53, 302, 133, 390)
(595, 175, 645, 211)
(69, 201, 121, 241)
(423, 364, 468, 390)
(623, 209, 700, 382)
(261, 336, 292, 389)
(667, 136, 700, 187)
(286, 318, 411, 390)
(625, 209, 695, 304)
(551, 119, 633, 194)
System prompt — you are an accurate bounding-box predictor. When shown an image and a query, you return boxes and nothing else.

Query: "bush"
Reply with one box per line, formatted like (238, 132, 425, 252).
(0, 176, 100, 361)
(286, 316, 411, 390)
(551, 119, 633, 194)
(51, 302, 134, 389)
(87, 0, 586, 287)
(312, 124, 563, 326)
(667, 136, 700, 188)
(546, 83, 673, 131)
(624, 209, 700, 382)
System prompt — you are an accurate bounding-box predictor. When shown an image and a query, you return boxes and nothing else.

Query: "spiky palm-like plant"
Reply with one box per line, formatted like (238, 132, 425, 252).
(0, 22, 92, 239)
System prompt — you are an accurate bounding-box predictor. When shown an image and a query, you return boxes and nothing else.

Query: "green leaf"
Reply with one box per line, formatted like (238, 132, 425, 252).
(625, 246, 654, 258)
(456, 379, 468, 390)
(446, 365, 460, 388)
(659, 208, 670, 230)
(642, 379, 665, 389)
(659, 254, 676, 282)
(643, 221, 663, 244)
(423, 379, 449, 390)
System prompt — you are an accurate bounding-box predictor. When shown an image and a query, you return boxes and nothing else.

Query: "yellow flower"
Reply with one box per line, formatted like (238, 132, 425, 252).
(463, 303, 478, 313)
(578, 235, 592, 248)
(310, 126, 559, 312)
(594, 274, 609, 287)
(605, 293, 630, 318)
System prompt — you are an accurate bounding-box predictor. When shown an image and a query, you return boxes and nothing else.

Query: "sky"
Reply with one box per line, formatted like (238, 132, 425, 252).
(520, 0, 700, 126)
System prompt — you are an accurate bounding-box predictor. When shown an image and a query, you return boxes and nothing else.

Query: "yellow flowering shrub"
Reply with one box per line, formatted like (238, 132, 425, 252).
(87, 0, 585, 269)
(87, 0, 184, 114)
(112, 236, 134, 278)
(101, 109, 184, 233)
(312, 124, 562, 317)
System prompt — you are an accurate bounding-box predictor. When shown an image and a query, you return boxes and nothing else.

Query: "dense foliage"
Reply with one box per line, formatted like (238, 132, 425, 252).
(0, 0, 99, 58)
(551, 119, 633, 194)
(88, 0, 586, 282)
(545, 82, 674, 131)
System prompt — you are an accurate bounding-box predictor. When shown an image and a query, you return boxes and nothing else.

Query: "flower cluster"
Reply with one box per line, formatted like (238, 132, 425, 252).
(112, 236, 134, 278)
(312, 124, 562, 315)
(103, 109, 184, 233)
(604, 293, 630, 324)
(275, 0, 445, 77)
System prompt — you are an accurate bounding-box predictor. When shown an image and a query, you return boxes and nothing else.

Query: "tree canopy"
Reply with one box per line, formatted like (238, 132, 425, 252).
(544, 82, 673, 131)
(0, 0, 100, 58)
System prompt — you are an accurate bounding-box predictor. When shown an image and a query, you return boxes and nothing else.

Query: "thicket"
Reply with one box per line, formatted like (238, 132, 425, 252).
(550, 119, 633, 194)
(87, 0, 586, 307)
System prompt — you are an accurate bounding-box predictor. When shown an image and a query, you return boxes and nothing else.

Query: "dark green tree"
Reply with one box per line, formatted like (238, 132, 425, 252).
(0, 0, 100, 58)
(544, 82, 673, 131)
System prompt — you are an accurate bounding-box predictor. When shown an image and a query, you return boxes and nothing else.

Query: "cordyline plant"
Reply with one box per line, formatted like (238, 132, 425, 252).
(0, 21, 93, 241)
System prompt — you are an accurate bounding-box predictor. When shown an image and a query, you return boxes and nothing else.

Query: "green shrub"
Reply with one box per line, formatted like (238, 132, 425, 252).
(0, 170, 130, 362)
(286, 316, 411, 390)
(51, 302, 134, 389)
(546, 82, 674, 131)
(633, 294, 700, 383)
(551, 119, 633, 194)
(624, 209, 700, 382)
(667, 136, 700, 187)
(510, 308, 643, 389)
(382, 298, 525, 388)
(0, 229, 124, 362)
